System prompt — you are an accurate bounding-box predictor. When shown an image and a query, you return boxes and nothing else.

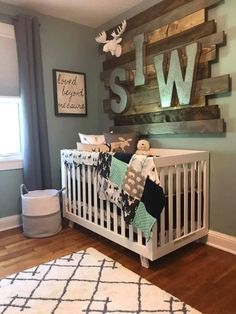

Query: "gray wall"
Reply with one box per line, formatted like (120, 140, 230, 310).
(97, 0, 236, 237)
(0, 2, 100, 218)
(39, 14, 101, 187)
(0, 170, 22, 218)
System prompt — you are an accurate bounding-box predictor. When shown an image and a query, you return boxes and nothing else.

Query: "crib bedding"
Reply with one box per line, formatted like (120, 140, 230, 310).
(97, 153, 165, 239)
(62, 149, 99, 166)
(62, 150, 165, 239)
(97, 153, 165, 221)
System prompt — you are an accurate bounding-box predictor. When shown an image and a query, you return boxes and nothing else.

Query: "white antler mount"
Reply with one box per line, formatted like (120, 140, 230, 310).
(95, 20, 127, 58)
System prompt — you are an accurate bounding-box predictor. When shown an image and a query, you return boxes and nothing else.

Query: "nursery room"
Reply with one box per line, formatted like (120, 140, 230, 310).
(0, 0, 235, 313)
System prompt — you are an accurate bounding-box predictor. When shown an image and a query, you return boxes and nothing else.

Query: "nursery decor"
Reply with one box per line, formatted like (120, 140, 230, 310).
(78, 133, 105, 144)
(104, 131, 137, 153)
(0, 248, 201, 313)
(136, 139, 151, 155)
(53, 69, 87, 116)
(101, 0, 230, 134)
(95, 20, 127, 57)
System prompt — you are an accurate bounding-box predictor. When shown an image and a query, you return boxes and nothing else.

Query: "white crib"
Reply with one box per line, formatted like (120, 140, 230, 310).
(61, 148, 209, 268)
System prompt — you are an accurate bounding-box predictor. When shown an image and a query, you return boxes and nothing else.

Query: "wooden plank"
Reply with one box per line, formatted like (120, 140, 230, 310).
(102, 0, 221, 52)
(101, 31, 225, 83)
(102, 58, 212, 88)
(113, 119, 225, 134)
(104, 61, 209, 114)
(115, 59, 210, 89)
(106, 0, 193, 37)
(136, 73, 230, 100)
(105, 98, 206, 116)
(107, 73, 230, 102)
(114, 105, 220, 126)
(196, 74, 230, 96)
(106, 10, 205, 58)
(103, 20, 216, 71)
(102, 53, 212, 86)
(140, 10, 205, 50)
(199, 30, 225, 45)
(104, 74, 230, 114)
(109, 80, 197, 108)
(125, 0, 220, 43)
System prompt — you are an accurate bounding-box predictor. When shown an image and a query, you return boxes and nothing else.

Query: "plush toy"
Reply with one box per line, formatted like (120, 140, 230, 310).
(135, 139, 151, 155)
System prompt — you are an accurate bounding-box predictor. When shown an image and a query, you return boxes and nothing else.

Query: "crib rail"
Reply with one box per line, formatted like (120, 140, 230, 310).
(61, 149, 209, 262)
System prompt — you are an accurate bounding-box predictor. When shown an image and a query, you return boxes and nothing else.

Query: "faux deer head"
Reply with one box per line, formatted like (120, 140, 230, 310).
(95, 20, 127, 57)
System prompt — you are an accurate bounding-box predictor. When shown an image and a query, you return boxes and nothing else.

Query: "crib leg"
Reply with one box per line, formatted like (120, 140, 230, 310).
(140, 255, 150, 268)
(68, 220, 74, 228)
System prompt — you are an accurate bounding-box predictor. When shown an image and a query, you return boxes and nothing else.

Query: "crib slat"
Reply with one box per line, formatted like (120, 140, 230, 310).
(87, 166, 92, 221)
(82, 164, 86, 219)
(190, 163, 195, 232)
(168, 167, 173, 242)
(72, 163, 76, 215)
(63, 164, 68, 213)
(197, 162, 202, 229)
(100, 198, 104, 227)
(106, 202, 111, 230)
(203, 160, 209, 229)
(176, 165, 181, 238)
(77, 167, 82, 217)
(121, 213, 126, 237)
(93, 168, 98, 224)
(160, 168, 165, 246)
(137, 229, 143, 245)
(129, 225, 134, 242)
(67, 167, 72, 213)
(183, 163, 188, 235)
(113, 205, 118, 234)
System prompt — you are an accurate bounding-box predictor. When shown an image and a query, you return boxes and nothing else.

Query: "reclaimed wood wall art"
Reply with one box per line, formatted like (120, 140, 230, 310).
(100, 0, 230, 135)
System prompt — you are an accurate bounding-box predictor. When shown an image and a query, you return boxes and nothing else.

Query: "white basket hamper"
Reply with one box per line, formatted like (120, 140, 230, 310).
(21, 184, 62, 238)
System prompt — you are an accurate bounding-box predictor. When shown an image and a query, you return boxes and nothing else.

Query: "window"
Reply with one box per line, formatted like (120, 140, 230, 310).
(0, 23, 22, 170)
(0, 97, 21, 155)
(0, 97, 22, 170)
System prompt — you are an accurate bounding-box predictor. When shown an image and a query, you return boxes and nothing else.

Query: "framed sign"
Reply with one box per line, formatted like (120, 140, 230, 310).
(53, 69, 87, 116)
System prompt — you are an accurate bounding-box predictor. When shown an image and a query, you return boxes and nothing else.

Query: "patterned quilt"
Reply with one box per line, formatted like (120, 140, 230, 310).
(97, 153, 165, 239)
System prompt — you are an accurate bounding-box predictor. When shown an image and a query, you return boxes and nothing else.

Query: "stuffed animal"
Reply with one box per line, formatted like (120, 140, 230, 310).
(135, 139, 151, 155)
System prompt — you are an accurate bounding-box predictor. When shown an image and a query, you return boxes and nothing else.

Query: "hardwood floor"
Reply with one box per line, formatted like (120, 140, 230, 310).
(0, 225, 235, 314)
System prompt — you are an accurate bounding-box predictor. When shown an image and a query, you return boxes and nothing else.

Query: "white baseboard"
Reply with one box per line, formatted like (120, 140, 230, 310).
(0, 214, 22, 232)
(203, 230, 236, 255)
(0, 216, 235, 256)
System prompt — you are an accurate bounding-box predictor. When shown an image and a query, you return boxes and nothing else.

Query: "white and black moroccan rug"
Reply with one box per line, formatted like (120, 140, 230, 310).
(0, 248, 201, 313)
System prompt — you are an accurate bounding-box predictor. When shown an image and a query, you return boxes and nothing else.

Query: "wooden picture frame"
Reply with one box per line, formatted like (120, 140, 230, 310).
(53, 69, 87, 116)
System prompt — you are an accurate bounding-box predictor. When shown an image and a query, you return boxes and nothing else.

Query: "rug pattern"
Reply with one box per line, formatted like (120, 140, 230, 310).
(0, 248, 200, 313)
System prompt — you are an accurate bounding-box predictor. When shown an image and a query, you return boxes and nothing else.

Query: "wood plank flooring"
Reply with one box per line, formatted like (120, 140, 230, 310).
(0, 225, 235, 314)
